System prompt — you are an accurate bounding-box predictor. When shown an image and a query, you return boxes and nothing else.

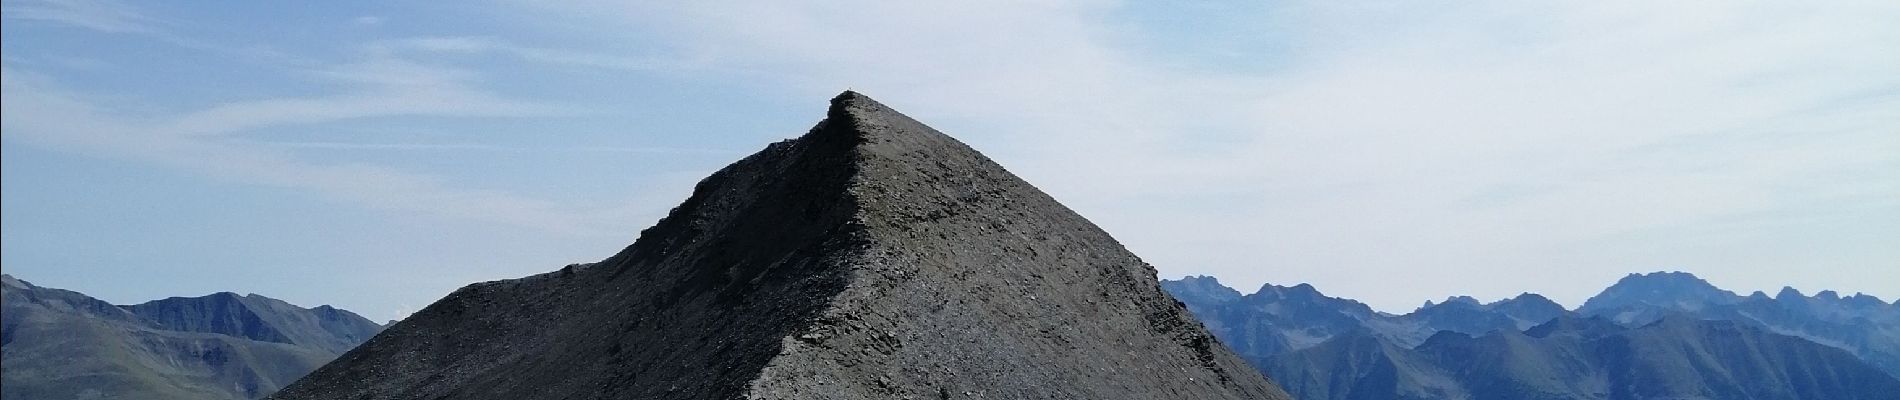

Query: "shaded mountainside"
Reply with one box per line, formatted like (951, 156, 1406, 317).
(1577, 272, 1900, 378)
(1413, 293, 1568, 335)
(1265, 316, 1900, 400)
(1161, 277, 1388, 361)
(1, 274, 382, 400)
(1166, 272, 1900, 400)
(1160, 276, 1559, 365)
(270, 92, 1289, 400)
(125, 291, 383, 354)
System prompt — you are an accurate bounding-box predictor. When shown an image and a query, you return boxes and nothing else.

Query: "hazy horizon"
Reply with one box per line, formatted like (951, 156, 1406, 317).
(4, 1, 1896, 320)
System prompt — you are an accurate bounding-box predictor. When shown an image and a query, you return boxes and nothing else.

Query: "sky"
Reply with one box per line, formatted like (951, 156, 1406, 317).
(2, 0, 1896, 321)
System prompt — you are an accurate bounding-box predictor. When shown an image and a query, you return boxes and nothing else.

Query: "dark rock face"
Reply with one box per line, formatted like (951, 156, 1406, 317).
(269, 92, 1289, 400)
(0, 274, 382, 400)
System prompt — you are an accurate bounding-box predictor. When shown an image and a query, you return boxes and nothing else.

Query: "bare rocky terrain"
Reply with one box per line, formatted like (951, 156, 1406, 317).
(268, 91, 1290, 400)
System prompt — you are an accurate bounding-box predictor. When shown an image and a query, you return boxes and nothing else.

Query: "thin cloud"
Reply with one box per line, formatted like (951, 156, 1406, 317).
(1, 65, 613, 235)
(163, 88, 572, 137)
(506, 0, 1900, 311)
(262, 141, 740, 155)
(2, 0, 158, 33)
(3, 0, 315, 68)
(0, 4, 636, 236)
(157, 56, 574, 137)
(367, 36, 716, 72)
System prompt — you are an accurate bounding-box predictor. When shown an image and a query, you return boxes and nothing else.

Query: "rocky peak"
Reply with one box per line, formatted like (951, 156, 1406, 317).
(269, 91, 1289, 400)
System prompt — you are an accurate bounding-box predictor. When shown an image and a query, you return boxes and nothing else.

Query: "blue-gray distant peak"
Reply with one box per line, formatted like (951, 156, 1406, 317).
(1845, 293, 1890, 310)
(1254, 282, 1328, 300)
(1778, 286, 1806, 302)
(1577, 271, 1738, 315)
(1507, 292, 1563, 308)
(1571, 272, 1900, 378)
(1159, 275, 1244, 305)
(1444, 295, 1480, 305)
(123, 290, 383, 354)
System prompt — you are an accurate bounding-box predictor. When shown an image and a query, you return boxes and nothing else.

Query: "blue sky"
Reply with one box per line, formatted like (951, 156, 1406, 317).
(3, 0, 1896, 320)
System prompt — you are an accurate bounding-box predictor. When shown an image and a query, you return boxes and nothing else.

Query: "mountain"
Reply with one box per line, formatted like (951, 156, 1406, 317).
(1576, 272, 1900, 377)
(1161, 277, 1397, 363)
(1, 274, 382, 400)
(1160, 277, 1565, 369)
(1575, 271, 1740, 322)
(125, 292, 383, 354)
(1409, 293, 1568, 337)
(1258, 327, 1469, 400)
(1166, 272, 1900, 399)
(269, 92, 1289, 400)
(1265, 315, 1900, 400)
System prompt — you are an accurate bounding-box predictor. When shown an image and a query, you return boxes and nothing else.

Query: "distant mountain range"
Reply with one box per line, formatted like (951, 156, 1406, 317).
(9, 263, 1893, 400)
(1, 274, 383, 400)
(1164, 271, 1900, 400)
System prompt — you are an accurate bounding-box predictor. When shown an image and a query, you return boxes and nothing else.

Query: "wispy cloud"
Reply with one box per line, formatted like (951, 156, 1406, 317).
(506, 0, 1900, 310)
(367, 36, 709, 72)
(1, 0, 689, 237)
(0, 67, 622, 234)
(4, 0, 1892, 314)
(164, 59, 572, 136)
(4, 0, 313, 68)
(2, 0, 157, 33)
(260, 141, 739, 155)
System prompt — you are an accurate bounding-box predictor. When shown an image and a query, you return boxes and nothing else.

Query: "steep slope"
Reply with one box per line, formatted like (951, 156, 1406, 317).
(270, 92, 1288, 400)
(1, 274, 382, 400)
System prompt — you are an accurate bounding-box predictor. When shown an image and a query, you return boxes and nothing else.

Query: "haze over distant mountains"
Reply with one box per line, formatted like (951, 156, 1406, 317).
(1164, 271, 1900, 400)
(1, 274, 382, 400)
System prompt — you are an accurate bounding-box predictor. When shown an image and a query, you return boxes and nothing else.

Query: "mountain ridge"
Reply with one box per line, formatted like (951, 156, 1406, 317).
(269, 91, 1290, 400)
(1, 273, 383, 400)
(1163, 271, 1900, 400)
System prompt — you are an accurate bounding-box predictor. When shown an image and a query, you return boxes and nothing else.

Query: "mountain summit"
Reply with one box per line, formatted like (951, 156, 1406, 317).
(270, 92, 1289, 400)
(1576, 271, 1738, 316)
